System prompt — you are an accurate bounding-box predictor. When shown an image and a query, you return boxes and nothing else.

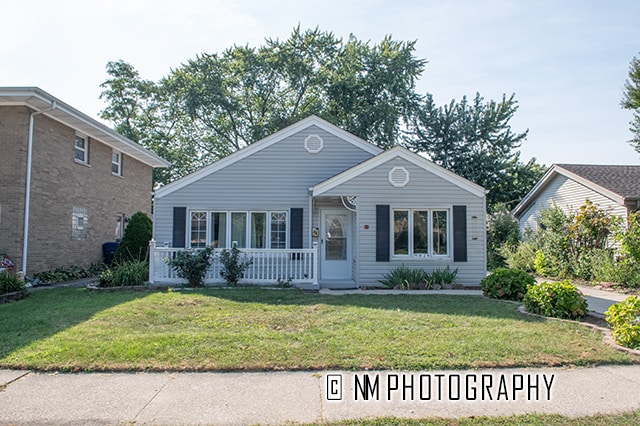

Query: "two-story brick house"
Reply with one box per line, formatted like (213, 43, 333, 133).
(0, 87, 169, 276)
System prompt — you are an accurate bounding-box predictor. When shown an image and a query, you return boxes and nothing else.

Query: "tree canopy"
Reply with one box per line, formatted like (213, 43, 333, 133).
(100, 26, 544, 208)
(622, 53, 640, 151)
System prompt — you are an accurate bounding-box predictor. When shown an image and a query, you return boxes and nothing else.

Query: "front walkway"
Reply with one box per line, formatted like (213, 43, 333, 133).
(574, 284, 633, 316)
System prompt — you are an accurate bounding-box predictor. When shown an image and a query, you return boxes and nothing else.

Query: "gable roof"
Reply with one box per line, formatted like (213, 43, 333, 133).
(154, 115, 383, 199)
(0, 87, 169, 168)
(311, 146, 487, 198)
(512, 163, 640, 218)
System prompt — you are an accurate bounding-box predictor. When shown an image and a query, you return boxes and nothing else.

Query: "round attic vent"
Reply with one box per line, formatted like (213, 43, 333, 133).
(305, 134, 324, 154)
(389, 166, 410, 187)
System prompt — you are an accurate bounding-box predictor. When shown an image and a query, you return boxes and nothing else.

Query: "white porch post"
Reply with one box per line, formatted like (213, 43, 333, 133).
(148, 239, 156, 284)
(313, 241, 319, 285)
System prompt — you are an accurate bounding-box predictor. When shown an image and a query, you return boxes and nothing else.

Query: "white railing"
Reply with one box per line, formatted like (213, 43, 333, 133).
(149, 240, 318, 287)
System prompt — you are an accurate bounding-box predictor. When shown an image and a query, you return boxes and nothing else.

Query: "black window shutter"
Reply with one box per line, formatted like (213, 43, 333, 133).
(172, 207, 187, 248)
(376, 205, 390, 262)
(290, 208, 303, 249)
(453, 205, 467, 262)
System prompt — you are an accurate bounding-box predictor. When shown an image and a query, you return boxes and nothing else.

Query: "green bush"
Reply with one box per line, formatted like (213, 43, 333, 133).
(99, 261, 148, 287)
(0, 271, 27, 296)
(487, 205, 521, 270)
(219, 246, 252, 286)
(167, 246, 214, 287)
(524, 280, 588, 320)
(480, 268, 535, 301)
(379, 265, 429, 289)
(500, 242, 536, 272)
(33, 262, 107, 285)
(619, 212, 640, 263)
(114, 212, 153, 264)
(430, 265, 458, 285)
(605, 296, 640, 350)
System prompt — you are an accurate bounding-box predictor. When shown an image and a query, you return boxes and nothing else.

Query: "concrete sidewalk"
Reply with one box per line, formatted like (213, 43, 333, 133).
(1, 366, 640, 425)
(575, 285, 633, 316)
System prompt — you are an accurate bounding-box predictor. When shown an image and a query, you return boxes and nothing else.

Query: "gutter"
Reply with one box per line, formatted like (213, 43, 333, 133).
(22, 102, 56, 275)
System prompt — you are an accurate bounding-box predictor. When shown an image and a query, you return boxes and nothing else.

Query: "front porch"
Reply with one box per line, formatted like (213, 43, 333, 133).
(148, 241, 319, 289)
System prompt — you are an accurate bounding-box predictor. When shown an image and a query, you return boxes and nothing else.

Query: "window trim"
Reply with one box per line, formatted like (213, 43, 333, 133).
(74, 134, 88, 164)
(391, 207, 451, 259)
(111, 150, 122, 176)
(188, 210, 289, 249)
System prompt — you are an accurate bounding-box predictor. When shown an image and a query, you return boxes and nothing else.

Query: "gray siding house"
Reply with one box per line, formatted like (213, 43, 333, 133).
(150, 116, 487, 289)
(513, 164, 640, 233)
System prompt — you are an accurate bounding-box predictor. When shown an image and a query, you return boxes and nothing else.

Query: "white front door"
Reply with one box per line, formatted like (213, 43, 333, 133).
(320, 210, 352, 280)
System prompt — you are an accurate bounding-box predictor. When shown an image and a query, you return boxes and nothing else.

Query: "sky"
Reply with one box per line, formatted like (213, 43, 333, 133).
(2, 0, 640, 166)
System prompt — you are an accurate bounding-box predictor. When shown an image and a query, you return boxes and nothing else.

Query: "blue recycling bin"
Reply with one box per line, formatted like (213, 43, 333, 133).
(102, 242, 119, 265)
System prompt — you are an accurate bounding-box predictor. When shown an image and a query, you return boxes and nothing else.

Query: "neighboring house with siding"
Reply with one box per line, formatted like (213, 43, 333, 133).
(150, 116, 487, 289)
(513, 164, 640, 233)
(0, 87, 169, 276)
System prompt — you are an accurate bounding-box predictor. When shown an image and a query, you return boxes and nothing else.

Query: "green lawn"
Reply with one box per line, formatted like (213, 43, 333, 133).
(0, 287, 637, 372)
(316, 410, 640, 425)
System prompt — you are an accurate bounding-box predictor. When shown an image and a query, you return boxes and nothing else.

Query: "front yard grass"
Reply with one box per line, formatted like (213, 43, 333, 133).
(0, 287, 637, 372)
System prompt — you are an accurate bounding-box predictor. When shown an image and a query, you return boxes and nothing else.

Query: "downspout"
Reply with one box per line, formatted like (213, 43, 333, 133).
(22, 102, 56, 275)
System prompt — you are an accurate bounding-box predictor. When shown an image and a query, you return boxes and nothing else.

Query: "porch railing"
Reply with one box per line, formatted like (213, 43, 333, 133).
(148, 240, 318, 287)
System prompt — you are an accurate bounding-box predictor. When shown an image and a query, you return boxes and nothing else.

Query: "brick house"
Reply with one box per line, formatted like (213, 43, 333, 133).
(0, 87, 169, 276)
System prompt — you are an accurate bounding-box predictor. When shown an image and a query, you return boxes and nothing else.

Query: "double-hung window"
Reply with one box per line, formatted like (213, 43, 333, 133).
(74, 135, 88, 163)
(393, 209, 449, 257)
(112, 151, 122, 176)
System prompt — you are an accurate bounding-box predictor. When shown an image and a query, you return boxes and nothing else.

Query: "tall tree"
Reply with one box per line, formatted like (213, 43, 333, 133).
(101, 27, 425, 185)
(622, 53, 640, 150)
(405, 93, 545, 207)
(100, 26, 541, 208)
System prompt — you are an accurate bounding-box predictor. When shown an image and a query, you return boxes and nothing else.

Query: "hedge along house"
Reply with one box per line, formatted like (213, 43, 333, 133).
(150, 116, 487, 289)
(0, 87, 169, 276)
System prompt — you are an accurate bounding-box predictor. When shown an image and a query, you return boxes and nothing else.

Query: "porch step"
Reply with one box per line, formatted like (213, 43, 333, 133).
(319, 279, 357, 290)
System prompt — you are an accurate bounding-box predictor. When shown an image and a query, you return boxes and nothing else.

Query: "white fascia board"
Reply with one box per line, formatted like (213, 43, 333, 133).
(512, 164, 626, 218)
(512, 166, 557, 218)
(553, 166, 625, 205)
(311, 146, 486, 198)
(155, 115, 382, 199)
(0, 87, 169, 168)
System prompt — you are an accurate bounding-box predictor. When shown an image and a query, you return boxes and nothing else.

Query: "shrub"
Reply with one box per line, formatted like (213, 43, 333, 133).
(524, 280, 588, 320)
(619, 212, 640, 263)
(500, 242, 535, 272)
(0, 271, 27, 296)
(167, 246, 214, 287)
(219, 246, 252, 286)
(487, 205, 521, 269)
(113, 212, 153, 264)
(605, 296, 640, 350)
(379, 265, 429, 289)
(430, 265, 458, 285)
(33, 262, 107, 285)
(99, 261, 148, 287)
(480, 268, 535, 301)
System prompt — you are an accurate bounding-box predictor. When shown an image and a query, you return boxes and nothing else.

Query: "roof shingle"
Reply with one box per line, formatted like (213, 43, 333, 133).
(556, 164, 640, 200)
